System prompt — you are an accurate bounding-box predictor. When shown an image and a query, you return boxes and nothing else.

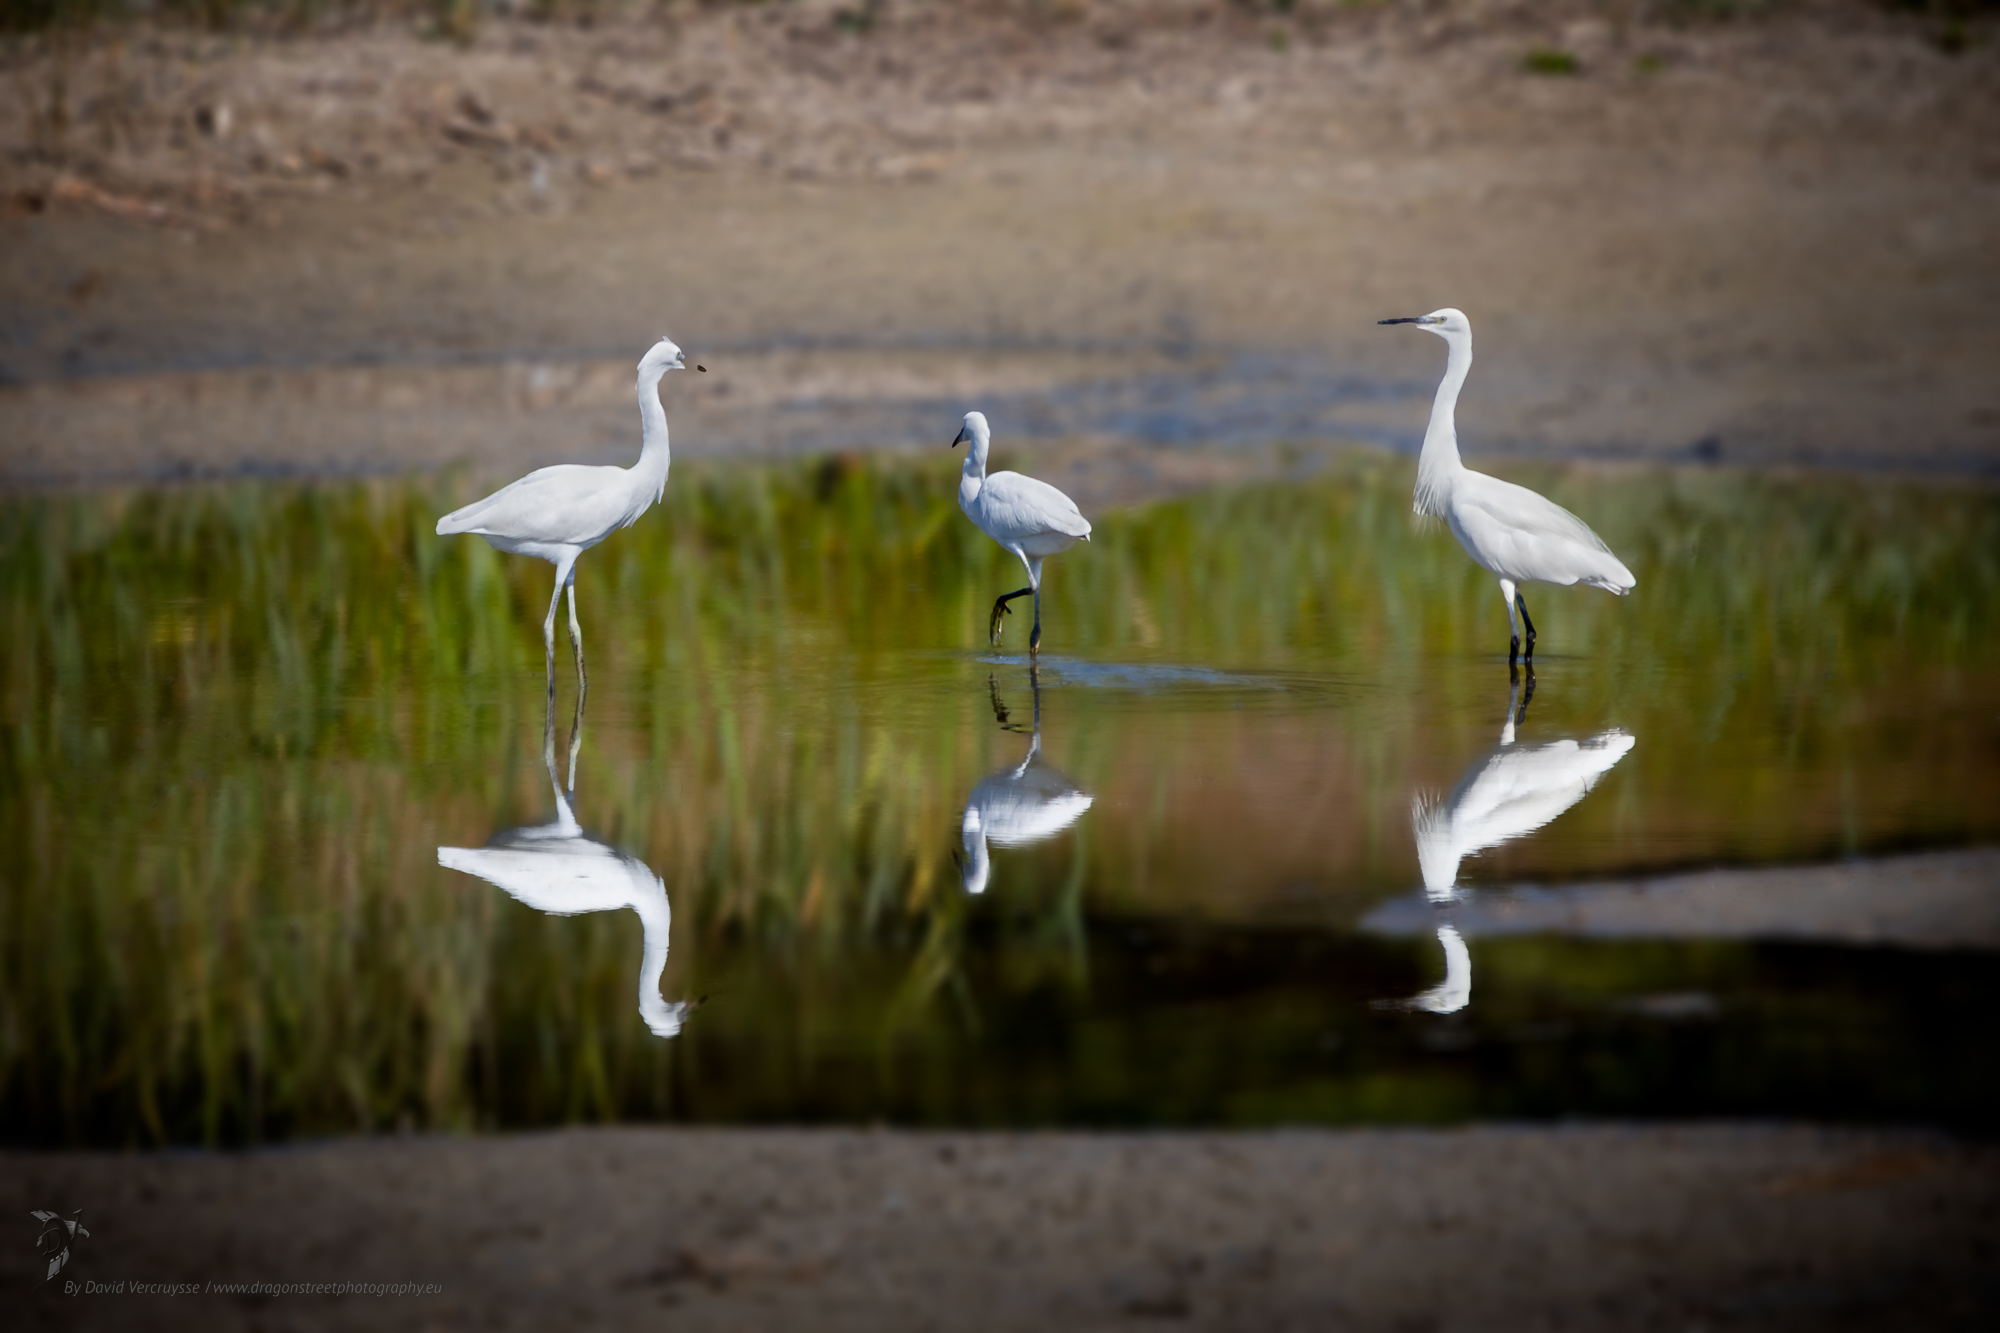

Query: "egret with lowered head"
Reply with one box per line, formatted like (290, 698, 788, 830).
(436, 336, 702, 697)
(952, 411, 1091, 655)
(1380, 309, 1634, 666)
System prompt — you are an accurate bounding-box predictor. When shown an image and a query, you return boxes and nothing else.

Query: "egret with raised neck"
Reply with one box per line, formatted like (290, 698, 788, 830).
(436, 335, 703, 698)
(1380, 308, 1634, 665)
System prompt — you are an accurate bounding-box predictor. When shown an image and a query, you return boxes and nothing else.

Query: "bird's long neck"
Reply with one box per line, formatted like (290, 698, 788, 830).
(634, 368, 672, 501)
(958, 433, 989, 508)
(1414, 336, 1471, 518)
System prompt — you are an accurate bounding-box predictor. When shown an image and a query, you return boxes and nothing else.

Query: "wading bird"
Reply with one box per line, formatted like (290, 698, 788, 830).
(952, 411, 1091, 655)
(1379, 309, 1634, 665)
(436, 336, 702, 698)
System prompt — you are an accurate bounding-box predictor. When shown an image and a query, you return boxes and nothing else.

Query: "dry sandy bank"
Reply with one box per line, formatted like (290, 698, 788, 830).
(2, 2, 1997, 488)
(8, 1122, 1998, 1331)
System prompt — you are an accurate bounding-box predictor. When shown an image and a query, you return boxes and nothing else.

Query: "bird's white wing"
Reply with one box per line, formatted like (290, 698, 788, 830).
(436, 465, 641, 545)
(1450, 472, 1634, 590)
(977, 472, 1092, 543)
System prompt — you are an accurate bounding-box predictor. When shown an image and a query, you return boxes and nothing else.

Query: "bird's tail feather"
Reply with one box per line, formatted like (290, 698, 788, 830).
(436, 495, 498, 537)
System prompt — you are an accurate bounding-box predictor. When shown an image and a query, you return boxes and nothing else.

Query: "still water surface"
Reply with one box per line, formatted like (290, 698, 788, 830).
(3, 454, 1997, 1145)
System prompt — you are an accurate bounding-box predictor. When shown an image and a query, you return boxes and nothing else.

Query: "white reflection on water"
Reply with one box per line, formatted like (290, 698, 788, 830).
(1403, 924, 1473, 1016)
(959, 673, 1094, 895)
(1415, 673, 1637, 905)
(437, 707, 695, 1038)
(1392, 672, 1637, 1014)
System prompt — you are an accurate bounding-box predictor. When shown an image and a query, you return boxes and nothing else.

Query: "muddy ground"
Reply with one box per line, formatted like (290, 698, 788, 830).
(2, 1, 1997, 489)
(9, 1122, 2000, 1331)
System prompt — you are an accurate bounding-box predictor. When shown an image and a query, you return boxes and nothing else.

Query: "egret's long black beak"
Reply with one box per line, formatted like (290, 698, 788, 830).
(950, 427, 969, 449)
(1378, 317, 1424, 325)
(696, 364, 706, 372)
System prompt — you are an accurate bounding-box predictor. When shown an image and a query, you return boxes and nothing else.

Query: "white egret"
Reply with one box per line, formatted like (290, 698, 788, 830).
(951, 411, 1091, 655)
(435, 336, 703, 697)
(958, 675, 1094, 895)
(437, 710, 696, 1039)
(1380, 309, 1634, 665)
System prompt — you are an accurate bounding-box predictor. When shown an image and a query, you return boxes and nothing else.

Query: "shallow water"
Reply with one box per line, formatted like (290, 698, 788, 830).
(3, 454, 1998, 1145)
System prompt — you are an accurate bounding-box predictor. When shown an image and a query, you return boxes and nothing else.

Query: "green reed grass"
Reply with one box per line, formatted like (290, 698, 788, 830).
(2, 454, 1996, 1144)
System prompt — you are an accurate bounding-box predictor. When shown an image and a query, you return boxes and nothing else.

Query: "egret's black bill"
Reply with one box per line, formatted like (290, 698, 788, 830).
(1378, 317, 1425, 325)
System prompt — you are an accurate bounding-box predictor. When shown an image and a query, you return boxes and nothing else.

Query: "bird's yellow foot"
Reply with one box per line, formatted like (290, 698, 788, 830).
(989, 600, 1011, 644)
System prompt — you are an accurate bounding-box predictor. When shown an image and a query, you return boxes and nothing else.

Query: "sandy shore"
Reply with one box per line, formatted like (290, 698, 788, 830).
(8, 1122, 1997, 1331)
(3, 2, 1997, 487)
(1364, 847, 2000, 951)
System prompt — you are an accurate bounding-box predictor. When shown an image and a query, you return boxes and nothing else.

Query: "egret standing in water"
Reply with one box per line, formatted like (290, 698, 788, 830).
(1379, 309, 1634, 666)
(951, 411, 1091, 655)
(436, 336, 703, 698)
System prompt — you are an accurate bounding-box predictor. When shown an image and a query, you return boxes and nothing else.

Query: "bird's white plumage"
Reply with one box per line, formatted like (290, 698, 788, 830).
(956, 413, 1091, 560)
(436, 463, 655, 555)
(1446, 471, 1634, 592)
(953, 411, 1090, 652)
(435, 335, 691, 685)
(970, 471, 1093, 552)
(1387, 308, 1633, 651)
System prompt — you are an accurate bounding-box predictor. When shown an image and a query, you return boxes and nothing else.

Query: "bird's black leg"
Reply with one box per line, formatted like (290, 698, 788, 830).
(1029, 586, 1042, 657)
(988, 674, 1012, 728)
(1516, 593, 1537, 662)
(1518, 662, 1536, 719)
(989, 587, 1034, 645)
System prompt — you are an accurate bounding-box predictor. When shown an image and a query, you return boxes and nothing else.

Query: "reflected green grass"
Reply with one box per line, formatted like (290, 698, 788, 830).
(2, 452, 1997, 1145)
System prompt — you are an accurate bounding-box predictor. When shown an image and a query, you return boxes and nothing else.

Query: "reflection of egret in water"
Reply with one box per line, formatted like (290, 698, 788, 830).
(959, 673, 1094, 895)
(1402, 924, 1472, 1016)
(1391, 671, 1636, 1014)
(437, 702, 695, 1038)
